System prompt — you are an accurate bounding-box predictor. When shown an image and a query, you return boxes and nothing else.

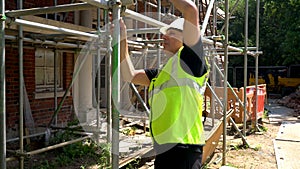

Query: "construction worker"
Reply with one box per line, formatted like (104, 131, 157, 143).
(117, 0, 209, 168)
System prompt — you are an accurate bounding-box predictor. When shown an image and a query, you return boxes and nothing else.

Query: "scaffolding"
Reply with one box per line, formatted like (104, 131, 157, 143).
(0, 0, 263, 168)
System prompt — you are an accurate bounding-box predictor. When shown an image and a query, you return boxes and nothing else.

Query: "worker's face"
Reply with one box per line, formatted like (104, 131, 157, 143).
(162, 29, 183, 56)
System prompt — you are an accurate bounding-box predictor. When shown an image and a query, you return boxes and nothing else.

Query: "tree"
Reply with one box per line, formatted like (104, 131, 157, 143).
(260, 0, 300, 66)
(219, 0, 300, 67)
(218, 0, 262, 67)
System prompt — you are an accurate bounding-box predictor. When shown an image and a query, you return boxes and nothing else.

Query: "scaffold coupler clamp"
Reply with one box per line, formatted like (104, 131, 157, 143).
(15, 150, 31, 159)
(0, 14, 6, 21)
(108, 0, 122, 7)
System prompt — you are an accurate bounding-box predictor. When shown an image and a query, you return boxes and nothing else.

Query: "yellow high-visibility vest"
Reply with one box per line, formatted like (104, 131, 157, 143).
(148, 46, 209, 145)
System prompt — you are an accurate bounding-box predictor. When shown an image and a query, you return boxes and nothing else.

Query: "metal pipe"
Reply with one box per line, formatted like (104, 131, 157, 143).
(96, 8, 101, 142)
(213, 1, 217, 35)
(7, 5, 257, 57)
(5, 35, 109, 54)
(206, 83, 224, 107)
(254, 0, 261, 130)
(205, 38, 256, 56)
(220, 0, 241, 33)
(54, 50, 58, 126)
(157, 0, 161, 69)
(126, 28, 160, 35)
(207, 83, 250, 147)
(82, 0, 109, 10)
(143, 48, 147, 102)
(254, 55, 259, 128)
(243, 0, 249, 136)
(214, 63, 251, 118)
(215, 63, 239, 101)
(111, 1, 121, 169)
(129, 83, 150, 116)
(256, 0, 260, 56)
(201, 0, 215, 35)
(144, 0, 147, 37)
(238, 47, 257, 50)
(222, 0, 229, 165)
(5, 3, 96, 17)
(210, 53, 216, 127)
(17, 0, 25, 168)
(124, 9, 168, 28)
(104, 9, 112, 146)
(0, 0, 6, 168)
(130, 50, 160, 55)
(5, 35, 85, 48)
(54, 0, 57, 20)
(6, 17, 98, 38)
(217, 51, 262, 56)
(214, 47, 259, 51)
(125, 8, 257, 56)
(6, 157, 18, 162)
(229, 117, 249, 146)
(26, 135, 91, 156)
(6, 131, 48, 143)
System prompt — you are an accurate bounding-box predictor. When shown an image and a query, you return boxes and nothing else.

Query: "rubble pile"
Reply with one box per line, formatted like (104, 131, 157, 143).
(276, 89, 300, 116)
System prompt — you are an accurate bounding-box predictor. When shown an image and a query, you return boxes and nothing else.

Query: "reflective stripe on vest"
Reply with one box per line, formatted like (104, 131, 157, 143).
(148, 46, 209, 145)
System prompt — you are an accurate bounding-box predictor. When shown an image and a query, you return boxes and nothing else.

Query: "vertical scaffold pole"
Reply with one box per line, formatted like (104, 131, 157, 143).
(243, 0, 249, 135)
(111, 1, 121, 169)
(254, 0, 261, 130)
(104, 9, 112, 145)
(222, 0, 229, 165)
(0, 0, 6, 168)
(18, 0, 25, 168)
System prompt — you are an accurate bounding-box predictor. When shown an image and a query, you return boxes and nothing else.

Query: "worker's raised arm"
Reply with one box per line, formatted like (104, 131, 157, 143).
(169, 0, 201, 46)
(118, 19, 150, 86)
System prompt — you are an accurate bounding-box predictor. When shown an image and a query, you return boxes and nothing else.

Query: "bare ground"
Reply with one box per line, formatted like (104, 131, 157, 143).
(206, 121, 280, 169)
(206, 93, 300, 169)
(7, 94, 299, 169)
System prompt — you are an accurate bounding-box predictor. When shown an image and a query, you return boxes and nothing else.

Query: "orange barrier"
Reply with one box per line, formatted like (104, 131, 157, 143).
(204, 84, 267, 123)
(251, 85, 267, 121)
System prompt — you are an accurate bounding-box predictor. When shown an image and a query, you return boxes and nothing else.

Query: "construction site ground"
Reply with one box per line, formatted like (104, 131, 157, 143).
(6, 94, 300, 169)
(205, 96, 300, 169)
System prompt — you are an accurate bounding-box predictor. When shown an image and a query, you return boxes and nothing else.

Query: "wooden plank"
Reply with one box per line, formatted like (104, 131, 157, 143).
(274, 121, 300, 169)
(202, 110, 234, 163)
(276, 122, 300, 142)
(202, 120, 223, 163)
(23, 16, 95, 32)
(273, 140, 300, 169)
(119, 145, 154, 168)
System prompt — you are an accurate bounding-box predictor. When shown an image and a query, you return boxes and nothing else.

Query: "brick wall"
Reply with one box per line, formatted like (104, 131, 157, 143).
(5, 0, 71, 10)
(5, 0, 74, 24)
(6, 46, 75, 131)
(4, 0, 81, 132)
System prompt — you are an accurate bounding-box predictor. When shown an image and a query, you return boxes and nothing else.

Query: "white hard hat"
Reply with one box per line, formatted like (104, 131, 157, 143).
(160, 18, 184, 34)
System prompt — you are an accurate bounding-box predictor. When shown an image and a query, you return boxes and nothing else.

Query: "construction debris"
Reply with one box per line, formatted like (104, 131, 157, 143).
(275, 88, 300, 117)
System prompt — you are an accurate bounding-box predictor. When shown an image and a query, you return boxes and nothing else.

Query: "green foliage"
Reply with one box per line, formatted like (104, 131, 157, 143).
(259, 124, 268, 132)
(263, 109, 268, 118)
(30, 130, 111, 169)
(221, 0, 300, 67)
(226, 163, 239, 168)
(260, 0, 300, 66)
(252, 144, 262, 151)
(125, 159, 141, 169)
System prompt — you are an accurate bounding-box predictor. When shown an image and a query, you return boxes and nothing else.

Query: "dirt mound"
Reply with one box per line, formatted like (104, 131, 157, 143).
(276, 89, 300, 117)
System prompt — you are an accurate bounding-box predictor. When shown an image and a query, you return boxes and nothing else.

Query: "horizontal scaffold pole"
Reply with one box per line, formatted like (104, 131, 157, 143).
(6, 17, 98, 38)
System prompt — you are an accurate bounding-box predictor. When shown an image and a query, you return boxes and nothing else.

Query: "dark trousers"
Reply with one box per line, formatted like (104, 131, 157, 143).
(154, 144, 203, 169)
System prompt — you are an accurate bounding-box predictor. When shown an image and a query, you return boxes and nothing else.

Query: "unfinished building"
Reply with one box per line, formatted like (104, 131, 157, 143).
(0, 0, 263, 168)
